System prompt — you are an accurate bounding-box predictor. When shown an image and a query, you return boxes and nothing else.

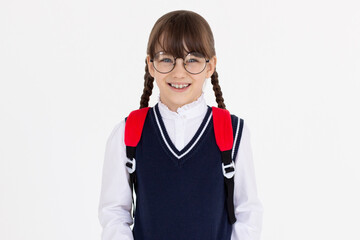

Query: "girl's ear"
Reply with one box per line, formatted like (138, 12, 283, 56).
(206, 56, 217, 78)
(146, 55, 155, 78)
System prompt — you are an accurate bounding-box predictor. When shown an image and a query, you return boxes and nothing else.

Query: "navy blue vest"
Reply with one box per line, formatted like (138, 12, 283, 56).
(131, 103, 243, 240)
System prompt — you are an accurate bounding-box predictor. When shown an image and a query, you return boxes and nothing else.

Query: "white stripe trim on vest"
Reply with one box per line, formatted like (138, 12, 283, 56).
(232, 117, 241, 160)
(153, 107, 213, 159)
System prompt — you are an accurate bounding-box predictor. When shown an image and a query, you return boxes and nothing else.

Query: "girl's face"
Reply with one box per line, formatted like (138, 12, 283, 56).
(147, 46, 216, 112)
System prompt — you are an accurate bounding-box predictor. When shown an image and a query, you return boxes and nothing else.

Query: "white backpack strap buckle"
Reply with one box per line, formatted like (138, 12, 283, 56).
(222, 161, 235, 179)
(126, 158, 136, 174)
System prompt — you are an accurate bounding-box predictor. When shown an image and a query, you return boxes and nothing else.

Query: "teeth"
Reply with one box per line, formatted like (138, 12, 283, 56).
(170, 83, 189, 89)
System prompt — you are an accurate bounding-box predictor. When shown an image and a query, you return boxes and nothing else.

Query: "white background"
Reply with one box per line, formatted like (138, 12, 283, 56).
(1, 0, 359, 239)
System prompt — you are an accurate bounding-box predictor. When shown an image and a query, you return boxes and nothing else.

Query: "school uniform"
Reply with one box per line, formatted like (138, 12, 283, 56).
(98, 92, 264, 240)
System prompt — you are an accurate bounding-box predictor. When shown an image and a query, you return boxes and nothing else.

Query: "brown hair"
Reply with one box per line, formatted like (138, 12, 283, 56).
(139, 10, 226, 109)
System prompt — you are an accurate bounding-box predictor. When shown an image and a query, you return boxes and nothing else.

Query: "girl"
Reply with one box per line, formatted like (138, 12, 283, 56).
(98, 10, 263, 240)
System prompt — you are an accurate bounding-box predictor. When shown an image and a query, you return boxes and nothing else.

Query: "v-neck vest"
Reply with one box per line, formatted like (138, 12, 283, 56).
(132, 103, 244, 240)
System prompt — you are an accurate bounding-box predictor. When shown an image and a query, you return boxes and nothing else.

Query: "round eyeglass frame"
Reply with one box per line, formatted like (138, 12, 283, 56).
(150, 51, 210, 75)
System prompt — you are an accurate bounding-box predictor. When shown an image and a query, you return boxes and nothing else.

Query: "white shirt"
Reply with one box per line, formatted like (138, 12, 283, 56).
(98, 92, 264, 240)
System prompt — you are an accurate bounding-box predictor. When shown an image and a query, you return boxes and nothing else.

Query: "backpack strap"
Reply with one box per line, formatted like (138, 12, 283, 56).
(211, 106, 237, 224)
(124, 107, 150, 218)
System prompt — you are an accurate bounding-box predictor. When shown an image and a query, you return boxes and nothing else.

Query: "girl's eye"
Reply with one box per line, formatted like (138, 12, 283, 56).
(160, 58, 173, 63)
(187, 58, 199, 63)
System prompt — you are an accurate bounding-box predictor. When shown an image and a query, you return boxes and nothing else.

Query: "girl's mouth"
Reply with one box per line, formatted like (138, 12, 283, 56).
(167, 83, 191, 92)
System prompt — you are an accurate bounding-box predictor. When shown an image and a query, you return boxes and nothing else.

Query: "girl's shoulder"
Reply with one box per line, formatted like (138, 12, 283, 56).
(106, 119, 126, 145)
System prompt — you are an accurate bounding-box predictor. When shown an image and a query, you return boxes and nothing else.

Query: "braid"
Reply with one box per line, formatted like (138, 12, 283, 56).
(210, 69, 226, 109)
(139, 59, 155, 109)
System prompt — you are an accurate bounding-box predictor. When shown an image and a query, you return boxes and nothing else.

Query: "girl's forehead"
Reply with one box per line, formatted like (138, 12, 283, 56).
(154, 38, 191, 55)
(154, 47, 190, 55)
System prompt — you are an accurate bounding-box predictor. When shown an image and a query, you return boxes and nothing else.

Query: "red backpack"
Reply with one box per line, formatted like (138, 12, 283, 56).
(124, 106, 237, 224)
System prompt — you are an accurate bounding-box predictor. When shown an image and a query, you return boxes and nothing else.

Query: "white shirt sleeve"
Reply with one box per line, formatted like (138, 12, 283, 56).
(98, 120, 134, 240)
(231, 122, 264, 240)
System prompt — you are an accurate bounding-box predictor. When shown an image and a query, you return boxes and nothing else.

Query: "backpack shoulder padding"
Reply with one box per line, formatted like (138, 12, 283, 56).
(124, 107, 150, 160)
(211, 106, 234, 152)
(124, 107, 150, 147)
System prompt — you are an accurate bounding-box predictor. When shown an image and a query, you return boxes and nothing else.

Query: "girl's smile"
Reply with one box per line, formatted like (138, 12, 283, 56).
(167, 82, 191, 92)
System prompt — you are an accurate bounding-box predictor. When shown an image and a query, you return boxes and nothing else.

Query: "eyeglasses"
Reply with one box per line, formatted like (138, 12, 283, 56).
(150, 51, 210, 74)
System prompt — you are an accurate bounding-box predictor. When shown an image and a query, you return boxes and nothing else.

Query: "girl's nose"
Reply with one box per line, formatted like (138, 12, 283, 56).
(172, 58, 187, 77)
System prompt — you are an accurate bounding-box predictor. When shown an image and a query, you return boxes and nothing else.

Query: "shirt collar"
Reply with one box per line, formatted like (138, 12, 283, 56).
(157, 92, 208, 120)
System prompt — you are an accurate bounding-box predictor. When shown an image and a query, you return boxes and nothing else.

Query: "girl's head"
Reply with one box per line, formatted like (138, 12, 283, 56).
(140, 10, 226, 110)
